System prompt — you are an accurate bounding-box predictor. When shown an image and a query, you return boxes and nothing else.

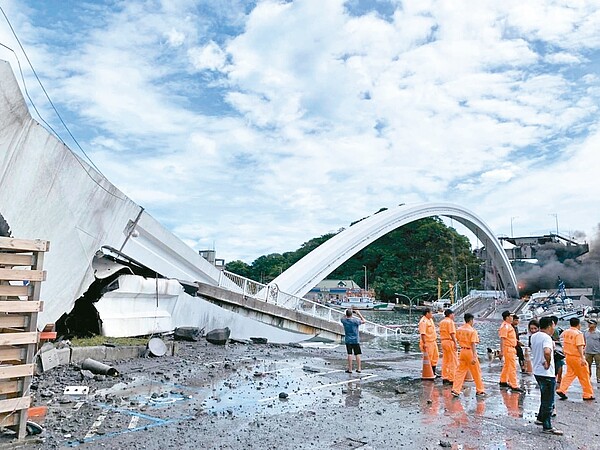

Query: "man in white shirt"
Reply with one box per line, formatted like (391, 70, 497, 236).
(530, 316, 563, 436)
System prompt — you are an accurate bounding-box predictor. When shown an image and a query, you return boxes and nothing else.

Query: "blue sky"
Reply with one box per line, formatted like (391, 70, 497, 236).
(1, 0, 600, 263)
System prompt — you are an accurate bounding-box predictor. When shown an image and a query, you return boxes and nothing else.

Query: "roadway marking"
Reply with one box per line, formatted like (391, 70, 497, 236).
(84, 414, 106, 439)
(67, 404, 194, 447)
(128, 415, 140, 429)
(57, 401, 85, 420)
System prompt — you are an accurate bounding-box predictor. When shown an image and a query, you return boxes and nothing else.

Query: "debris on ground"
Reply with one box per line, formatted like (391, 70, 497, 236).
(205, 327, 231, 345)
(174, 327, 204, 342)
(81, 358, 119, 376)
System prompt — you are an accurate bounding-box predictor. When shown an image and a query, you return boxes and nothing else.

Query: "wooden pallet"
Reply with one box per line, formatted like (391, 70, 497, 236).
(0, 237, 49, 439)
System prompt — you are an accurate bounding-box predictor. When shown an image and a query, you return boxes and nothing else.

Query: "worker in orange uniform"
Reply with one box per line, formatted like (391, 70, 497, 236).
(419, 308, 439, 376)
(556, 317, 595, 401)
(451, 313, 486, 397)
(499, 310, 524, 393)
(439, 309, 458, 385)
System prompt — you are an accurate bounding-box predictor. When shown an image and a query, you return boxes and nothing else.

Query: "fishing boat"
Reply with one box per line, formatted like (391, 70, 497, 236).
(338, 296, 395, 311)
(327, 290, 395, 311)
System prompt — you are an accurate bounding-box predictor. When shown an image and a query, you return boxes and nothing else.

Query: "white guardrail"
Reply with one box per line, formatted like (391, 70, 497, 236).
(217, 270, 399, 337)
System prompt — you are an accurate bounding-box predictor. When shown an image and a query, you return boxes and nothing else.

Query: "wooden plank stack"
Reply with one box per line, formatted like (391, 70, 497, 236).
(0, 237, 49, 439)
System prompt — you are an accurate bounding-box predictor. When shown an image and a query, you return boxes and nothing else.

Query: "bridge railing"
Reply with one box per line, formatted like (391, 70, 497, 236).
(219, 270, 268, 299)
(274, 290, 398, 337)
(451, 294, 472, 315)
(218, 270, 399, 337)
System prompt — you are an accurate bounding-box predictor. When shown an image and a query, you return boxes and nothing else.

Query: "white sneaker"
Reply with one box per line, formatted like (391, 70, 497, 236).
(542, 428, 563, 435)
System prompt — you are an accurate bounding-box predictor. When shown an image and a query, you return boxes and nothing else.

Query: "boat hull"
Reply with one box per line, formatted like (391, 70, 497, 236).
(327, 296, 395, 311)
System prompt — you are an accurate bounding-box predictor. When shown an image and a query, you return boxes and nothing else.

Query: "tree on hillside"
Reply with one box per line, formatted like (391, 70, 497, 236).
(225, 260, 252, 278)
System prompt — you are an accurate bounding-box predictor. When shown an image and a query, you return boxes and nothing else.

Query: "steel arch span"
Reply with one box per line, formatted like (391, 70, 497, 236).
(271, 203, 519, 300)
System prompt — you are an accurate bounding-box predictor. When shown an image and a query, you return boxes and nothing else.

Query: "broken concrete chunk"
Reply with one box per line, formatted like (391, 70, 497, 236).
(40, 342, 55, 353)
(80, 370, 94, 380)
(205, 327, 230, 345)
(250, 337, 268, 344)
(40, 348, 60, 372)
(174, 327, 204, 342)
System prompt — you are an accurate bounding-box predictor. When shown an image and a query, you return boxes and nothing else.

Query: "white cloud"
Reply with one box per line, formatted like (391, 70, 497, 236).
(544, 52, 583, 65)
(165, 28, 186, 47)
(480, 167, 518, 184)
(188, 41, 227, 71)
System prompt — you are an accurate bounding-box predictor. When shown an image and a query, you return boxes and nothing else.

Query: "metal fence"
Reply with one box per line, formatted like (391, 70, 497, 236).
(218, 270, 399, 337)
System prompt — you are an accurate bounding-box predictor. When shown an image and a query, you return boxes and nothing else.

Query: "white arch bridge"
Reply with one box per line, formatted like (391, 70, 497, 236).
(210, 203, 518, 338)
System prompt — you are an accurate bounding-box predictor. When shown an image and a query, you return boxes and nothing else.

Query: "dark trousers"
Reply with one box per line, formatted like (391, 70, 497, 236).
(534, 375, 556, 430)
(515, 344, 524, 368)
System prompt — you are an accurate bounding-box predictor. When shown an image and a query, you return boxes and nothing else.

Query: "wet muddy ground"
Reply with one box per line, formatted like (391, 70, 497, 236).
(7, 339, 600, 450)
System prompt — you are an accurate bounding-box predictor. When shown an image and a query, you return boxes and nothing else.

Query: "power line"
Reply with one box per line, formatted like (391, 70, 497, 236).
(0, 6, 126, 200)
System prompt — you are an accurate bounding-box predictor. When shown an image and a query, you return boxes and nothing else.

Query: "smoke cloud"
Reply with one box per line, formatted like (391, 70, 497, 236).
(515, 224, 600, 296)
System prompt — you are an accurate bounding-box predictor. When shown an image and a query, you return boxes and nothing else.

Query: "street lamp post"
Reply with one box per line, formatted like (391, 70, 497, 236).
(394, 293, 411, 318)
(395, 292, 429, 320)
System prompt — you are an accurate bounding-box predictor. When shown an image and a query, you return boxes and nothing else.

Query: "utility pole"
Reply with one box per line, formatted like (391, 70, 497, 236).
(362, 265, 367, 292)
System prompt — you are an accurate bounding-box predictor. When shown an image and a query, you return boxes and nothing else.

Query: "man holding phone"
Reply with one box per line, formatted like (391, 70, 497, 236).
(341, 308, 366, 373)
